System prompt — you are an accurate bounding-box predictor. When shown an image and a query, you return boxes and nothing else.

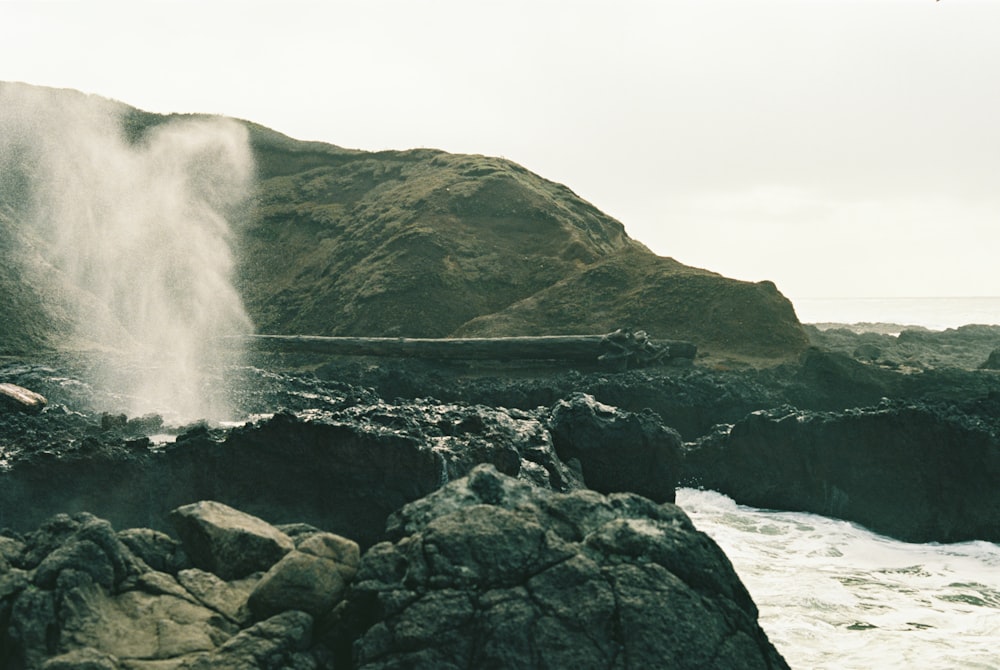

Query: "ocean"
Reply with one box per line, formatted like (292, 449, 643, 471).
(680, 296, 1000, 669)
(678, 489, 1000, 670)
(791, 296, 1000, 331)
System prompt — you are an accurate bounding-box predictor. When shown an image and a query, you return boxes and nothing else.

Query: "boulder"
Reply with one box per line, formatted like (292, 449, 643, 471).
(0, 382, 47, 414)
(116, 528, 190, 575)
(342, 464, 788, 670)
(179, 610, 319, 670)
(169, 501, 294, 581)
(247, 533, 360, 620)
(1, 512, 236, 670)
(548, 393, 681, 503)
(41, 647, 120, 670)
(980, 347, 1000, 370)
(0, 401, 582, 549)
(681, 403, 1000, 543)
(177, 568, 259, 625)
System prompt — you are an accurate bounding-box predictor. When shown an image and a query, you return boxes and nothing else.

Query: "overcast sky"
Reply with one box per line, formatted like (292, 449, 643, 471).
(2, 0, 998, 300)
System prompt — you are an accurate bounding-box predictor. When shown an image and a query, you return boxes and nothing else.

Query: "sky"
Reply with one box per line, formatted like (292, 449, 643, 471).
(2, 0, 999, 300)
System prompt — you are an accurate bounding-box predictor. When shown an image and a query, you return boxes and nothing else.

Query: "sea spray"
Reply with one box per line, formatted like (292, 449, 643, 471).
(0, 83, 253, 423)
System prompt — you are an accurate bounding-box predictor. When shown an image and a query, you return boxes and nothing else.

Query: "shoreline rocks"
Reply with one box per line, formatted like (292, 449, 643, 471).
(1, 474, 787, 669)
(681, 402, 1000, 543)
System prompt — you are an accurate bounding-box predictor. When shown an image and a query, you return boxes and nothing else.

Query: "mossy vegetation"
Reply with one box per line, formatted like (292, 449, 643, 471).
(0, 85, 809, 362)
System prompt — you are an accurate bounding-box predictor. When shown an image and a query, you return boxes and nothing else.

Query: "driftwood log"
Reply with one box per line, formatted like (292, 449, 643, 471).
(240, 329, 696, 369)
(0, 383, 48, 414)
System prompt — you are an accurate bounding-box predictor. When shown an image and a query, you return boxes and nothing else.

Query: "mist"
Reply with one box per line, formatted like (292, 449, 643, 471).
(0, 84, 254, 423)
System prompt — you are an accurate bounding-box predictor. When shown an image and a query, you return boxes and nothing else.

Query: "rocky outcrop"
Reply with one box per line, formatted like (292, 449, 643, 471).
(681, 402, 1000, 543)
(169, 502, 295, 580)
(341, 464, 788, 669)
(0, 501, 352, 669)
(548, 392, 681, 503)
(1, 479, 787, 669)
(0, 396, 597, 547)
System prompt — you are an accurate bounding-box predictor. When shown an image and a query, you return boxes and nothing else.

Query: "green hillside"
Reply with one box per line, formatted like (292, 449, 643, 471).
(1, 84, 809, 362)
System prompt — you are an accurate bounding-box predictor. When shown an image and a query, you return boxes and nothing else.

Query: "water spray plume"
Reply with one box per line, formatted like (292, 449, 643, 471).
(0, 84, 254, 423)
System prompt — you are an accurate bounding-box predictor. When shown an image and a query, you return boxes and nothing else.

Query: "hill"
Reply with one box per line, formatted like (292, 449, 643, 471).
(0, 83, 809, 362)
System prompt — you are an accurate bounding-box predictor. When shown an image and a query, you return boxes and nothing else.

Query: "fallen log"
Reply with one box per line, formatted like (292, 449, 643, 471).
(0, 383, 48, 415)
(238, 330, 696, 368)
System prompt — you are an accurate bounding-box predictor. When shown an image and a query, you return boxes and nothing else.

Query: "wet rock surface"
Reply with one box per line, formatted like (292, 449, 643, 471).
(681, 401, 1000, 543)
(342, 464, 787, 670)
(1, 475, 787, 669)
(4, 332, 1000, 666)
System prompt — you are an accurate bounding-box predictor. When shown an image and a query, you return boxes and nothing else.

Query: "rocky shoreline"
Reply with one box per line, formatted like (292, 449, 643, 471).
(3, 324, 1000, 667)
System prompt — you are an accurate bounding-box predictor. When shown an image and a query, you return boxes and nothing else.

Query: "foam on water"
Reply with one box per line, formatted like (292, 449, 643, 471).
(677, 488, 1000, 669)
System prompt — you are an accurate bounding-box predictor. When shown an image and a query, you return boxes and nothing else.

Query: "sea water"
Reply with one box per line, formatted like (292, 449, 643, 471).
(681, 296, 1000, 668)
(677, 489, 1000, 669)
(792, 296, 1000, 331)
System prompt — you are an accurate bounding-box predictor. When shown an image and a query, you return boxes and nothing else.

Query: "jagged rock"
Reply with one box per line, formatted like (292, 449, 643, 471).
(169, 501, 294, 580)
(42, 647, 120, 670)
(0, 534, 24, 569)
(681, 403, 1000, 543)
(548, 393, 681, 503)
(179, 610, 319, 670)
(0, 402, 582, 549)
(344, 464, 788, 670)
(177, 568, 259, 625)
(247, 533, 359, 620)
(0, 382, 47, 414)
(24, 514, 145, 591)
(117, 528, 190, 575)
(980, 347, 1000, 370)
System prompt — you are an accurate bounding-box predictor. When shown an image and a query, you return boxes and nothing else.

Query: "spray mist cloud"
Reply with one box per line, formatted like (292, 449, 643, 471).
(0, 83, 254, 423)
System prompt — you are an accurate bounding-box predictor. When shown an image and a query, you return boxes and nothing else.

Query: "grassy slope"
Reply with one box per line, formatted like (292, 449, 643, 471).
(0, 87, 809, 361)
(453, 245, 809, 359)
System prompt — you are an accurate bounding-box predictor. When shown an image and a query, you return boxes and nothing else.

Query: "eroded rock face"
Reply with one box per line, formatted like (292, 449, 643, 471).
(681, 403, 1000, 543)
(343, 464, 788, 670)
(0, 504, 345, 670)
(548, 392, 681, 503)
(169, 501, 294, 581)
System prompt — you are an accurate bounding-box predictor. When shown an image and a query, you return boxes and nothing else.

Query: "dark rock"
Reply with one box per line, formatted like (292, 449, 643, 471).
(548, 393, 681, 503)
(343, 464, 788, 670)
(180, 610, 319, 670)
(853, 343, 882, 361)
(116, 527, 190, 574)
(177, 568, 258, 625)
(23, 513, 144, 591)
(681, 403, 1000, 543)
(247, 533, 359, 620)
(0, 400, 582, 549)
(169, 501, 294, 581)
(980, 347, 1000, 370)
(41, 647, 120, 670)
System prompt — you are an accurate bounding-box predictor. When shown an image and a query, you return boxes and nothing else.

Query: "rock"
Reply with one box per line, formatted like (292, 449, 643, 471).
(177, 568, 259, 625)
(548, 393, 681, 503)
(681, 403, 1000, 543)
(180, 610, 318, 670)
(117, 528, 190, 575)
(980, 347, 1000, 370)
(25, 513, 144, 591)
(169, 501, 294, 581)
(853, 343, 882, 361)
(0, 401, 582, 549)
(0, 382, 47, 414)
(343, 464, 788, 670)
(247, 554, 344, 622)
(247, 532, 359, 620)
(42, 647, 120, 670)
